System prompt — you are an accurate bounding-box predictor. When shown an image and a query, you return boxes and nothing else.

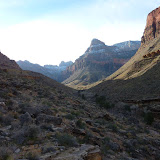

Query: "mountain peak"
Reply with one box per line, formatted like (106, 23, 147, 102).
(141, 6, 160, 45)
(90, 38, 105, 46)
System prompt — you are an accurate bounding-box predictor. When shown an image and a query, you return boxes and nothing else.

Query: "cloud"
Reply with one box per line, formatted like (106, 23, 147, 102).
(0, 20, 93, 65)
(0, 0, 159, 65)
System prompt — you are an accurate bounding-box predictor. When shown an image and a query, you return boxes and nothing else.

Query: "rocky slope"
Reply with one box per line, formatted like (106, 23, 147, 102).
(62, 39, 140, 89)
(0, 50, 160, 160)
(0, 52, 20, 70)
(17, 60, 73, 82)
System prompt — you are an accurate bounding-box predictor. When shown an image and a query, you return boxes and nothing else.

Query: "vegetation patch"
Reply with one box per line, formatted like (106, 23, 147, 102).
(55, 133, 78, 147)
(95, 95, 114, 109)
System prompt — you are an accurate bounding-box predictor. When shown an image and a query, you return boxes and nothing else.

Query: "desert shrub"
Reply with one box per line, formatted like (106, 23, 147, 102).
(81, 94, 86, 100)
(107, 123, 118, 132)
(144, 112, 154, 125)
(26, 125, 40, 141)
(81, 130, 93, 143)
(56, 133, 78, 147)
(0, 147, 13, 160)
(25, 151, 39, 160)
(71, 110, 80, 117)
(124, 105, 131, 112)
(101, 137, 111, 155)
(76, 119, 86, 129)
(95, 119, 106, 125)
(64, 113, 75, 120)
(2, 114, 14, 125)
(12, 125, 40, 144)
(96, 96, 114, 109)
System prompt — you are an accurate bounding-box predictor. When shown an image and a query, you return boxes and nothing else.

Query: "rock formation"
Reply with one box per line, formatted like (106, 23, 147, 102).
(62, 39, 140, 88)
(141, 6, 160, 45)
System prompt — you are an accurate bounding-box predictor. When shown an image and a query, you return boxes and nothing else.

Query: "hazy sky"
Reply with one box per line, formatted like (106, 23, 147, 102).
(0, 0, 159, 65)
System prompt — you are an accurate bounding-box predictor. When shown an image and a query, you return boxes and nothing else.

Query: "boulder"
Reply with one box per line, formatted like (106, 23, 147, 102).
(19, 112, 33, 125)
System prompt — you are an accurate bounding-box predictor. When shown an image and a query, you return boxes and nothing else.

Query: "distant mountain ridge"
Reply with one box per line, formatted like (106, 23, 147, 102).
(17, 60, 73, 82)
(62, 39, 141, 88)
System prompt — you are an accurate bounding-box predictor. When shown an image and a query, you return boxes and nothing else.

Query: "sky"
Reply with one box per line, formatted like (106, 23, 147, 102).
(0, 0, 159, 66)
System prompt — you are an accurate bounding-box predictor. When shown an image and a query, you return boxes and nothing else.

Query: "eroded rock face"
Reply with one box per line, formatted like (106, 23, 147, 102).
(141, 6, 160, 45)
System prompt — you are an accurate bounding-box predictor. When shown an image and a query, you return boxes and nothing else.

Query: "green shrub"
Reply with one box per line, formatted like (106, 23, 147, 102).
(81, 94, 86, 100)
(101, 137, 111, 155)
(56, 133, 78, 147)
(96, 96, 114, 109)
(27, 125, 40, 141)
(76, 119, 86, 129)
(0, 147, 13, 160)
(144, 112, 154, 125)
(64, 113, 75, 120)
(25, 151, 39, 160)
(108, 123, 118, 132)
(124, 105, 131, 112)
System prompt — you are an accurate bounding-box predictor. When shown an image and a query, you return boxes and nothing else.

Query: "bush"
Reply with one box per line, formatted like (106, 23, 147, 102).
(144, 112, 154, 125)
(64, 113, 75, 120)
(26, 125, 40, 141)
(12, 125, 40, 145)
(76, 119, 86, 129)
(124, 105, 131, 112)
(0, 147, 13, 160)
(81, 94, 86, 100)
(56, 133, 78, 147)
(108, 123, 118, 132)
(25, 151, 39, 160)
(96, 96, 114, 109)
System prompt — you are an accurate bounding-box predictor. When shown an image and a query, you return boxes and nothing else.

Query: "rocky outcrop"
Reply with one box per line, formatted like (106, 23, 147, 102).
(141, 6, 160, 45)
(0, 52, 20, 70)
(62, 39, 141, 87)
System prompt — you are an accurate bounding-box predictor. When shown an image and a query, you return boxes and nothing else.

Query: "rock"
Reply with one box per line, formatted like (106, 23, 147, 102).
(108, 141, 120, 151)
(97, 113, 113, 121)
(86, 147, 102, 160)
(15, 148, 20, 153)
(50, 144, 102, 160)
(19, 112, 33, 125)
(20, 107, 41, 117)
(85, 120, 92, 125)
(42, 146, 56, 154)
(0, 102, 5, 106)
(141, 6, 160, 45)
(130, 105, 138, 111)
(72, 128, 86, 136)
(36, 114, 62, 125)
(103, 113, 114, 121)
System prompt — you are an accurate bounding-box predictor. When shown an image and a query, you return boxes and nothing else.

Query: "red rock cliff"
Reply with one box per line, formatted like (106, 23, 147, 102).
(141, 6, 160, 45)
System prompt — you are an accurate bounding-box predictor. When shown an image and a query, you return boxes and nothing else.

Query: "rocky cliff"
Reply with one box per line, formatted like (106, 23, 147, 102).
(141, 6, 160, 45)
(105, 6, 160, 82)
(62, 39, 140, 88)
